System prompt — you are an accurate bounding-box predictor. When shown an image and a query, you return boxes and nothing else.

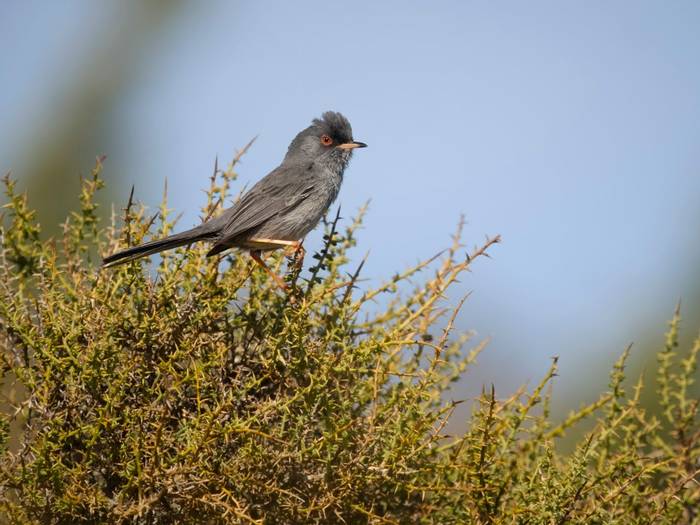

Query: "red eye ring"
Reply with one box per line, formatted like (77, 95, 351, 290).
(320, 134, 333, 146)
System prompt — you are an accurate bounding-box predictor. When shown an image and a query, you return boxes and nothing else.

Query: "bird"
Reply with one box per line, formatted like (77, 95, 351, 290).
(102, 111, 367, 289)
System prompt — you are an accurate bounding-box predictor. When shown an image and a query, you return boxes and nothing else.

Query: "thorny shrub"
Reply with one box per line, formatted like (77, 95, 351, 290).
(0, 154, 698, 524)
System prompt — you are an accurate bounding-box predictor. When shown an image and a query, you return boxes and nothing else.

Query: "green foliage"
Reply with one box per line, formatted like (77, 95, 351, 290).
(0, 157, 699, 524)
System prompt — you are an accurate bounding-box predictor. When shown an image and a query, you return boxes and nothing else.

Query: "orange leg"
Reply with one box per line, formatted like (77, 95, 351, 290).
(247, 238, 299, 250)
(249, 250, 289, 291)
(247, 237, 305, 267)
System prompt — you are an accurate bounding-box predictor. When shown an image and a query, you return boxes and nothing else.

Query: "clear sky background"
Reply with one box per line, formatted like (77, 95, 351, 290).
(2, 1, 700, 413)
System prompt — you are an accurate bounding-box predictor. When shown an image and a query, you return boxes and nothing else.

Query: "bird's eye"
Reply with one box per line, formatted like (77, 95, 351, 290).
(320, 134, 333, 146)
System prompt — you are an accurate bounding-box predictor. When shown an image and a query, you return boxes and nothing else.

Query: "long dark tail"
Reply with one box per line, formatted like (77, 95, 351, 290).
(102, 226, 215, 268)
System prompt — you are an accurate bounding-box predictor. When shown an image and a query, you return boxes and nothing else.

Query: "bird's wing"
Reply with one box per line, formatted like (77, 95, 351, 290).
(213, 164, 315, 244)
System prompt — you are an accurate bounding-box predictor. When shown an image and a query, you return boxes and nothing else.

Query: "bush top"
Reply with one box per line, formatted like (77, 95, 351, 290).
(0, 156, 698, 524)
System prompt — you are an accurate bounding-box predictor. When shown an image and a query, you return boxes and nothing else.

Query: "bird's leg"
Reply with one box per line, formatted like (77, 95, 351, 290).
(247, 238, 305, 267)
(249, 250, 288, 291)
(247, 238, 297, 250)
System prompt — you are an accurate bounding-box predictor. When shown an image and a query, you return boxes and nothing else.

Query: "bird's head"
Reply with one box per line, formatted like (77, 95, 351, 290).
(284, 111, 367, 169)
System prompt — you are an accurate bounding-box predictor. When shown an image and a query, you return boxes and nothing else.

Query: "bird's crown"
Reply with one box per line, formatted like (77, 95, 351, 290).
(311, 111, 353, 144)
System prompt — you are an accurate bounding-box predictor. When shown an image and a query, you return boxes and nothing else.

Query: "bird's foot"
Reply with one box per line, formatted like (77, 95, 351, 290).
(285, 241, 305, 270)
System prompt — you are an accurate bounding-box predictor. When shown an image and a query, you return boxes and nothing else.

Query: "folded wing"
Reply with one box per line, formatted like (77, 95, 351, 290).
(206, 164, 315, 256)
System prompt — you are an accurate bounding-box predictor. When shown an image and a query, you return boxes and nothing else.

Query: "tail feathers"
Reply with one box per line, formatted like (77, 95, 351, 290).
(102, 228, 214, 268)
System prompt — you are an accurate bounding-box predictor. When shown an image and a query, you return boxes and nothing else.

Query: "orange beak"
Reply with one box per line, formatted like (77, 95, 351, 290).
(337, 141, 368, 150)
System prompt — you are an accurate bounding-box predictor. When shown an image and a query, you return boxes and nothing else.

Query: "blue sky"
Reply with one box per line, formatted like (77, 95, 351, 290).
(2, 1, 700, 407)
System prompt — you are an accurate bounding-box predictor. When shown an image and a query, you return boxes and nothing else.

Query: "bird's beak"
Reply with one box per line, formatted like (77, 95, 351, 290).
(337, 141, 367, 150)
